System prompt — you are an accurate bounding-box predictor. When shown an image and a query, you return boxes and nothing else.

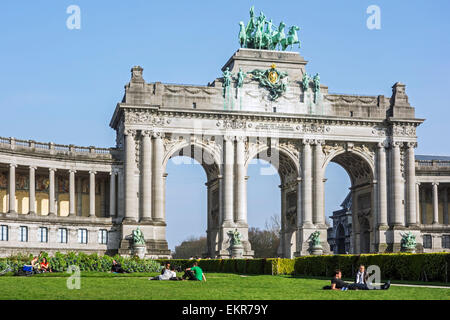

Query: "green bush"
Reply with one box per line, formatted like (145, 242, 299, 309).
(0, 252, 161, 273)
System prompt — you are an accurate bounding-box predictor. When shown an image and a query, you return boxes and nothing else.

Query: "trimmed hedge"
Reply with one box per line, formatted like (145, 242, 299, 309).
(0, 252, 161, 273)
(154, 253, 450, 282)
(294, 253, 450, 282)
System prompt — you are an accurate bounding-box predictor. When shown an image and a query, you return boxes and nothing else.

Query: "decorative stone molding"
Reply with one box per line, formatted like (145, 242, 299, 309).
(390, 125, 416, 137)
(124, 110, 170, 126)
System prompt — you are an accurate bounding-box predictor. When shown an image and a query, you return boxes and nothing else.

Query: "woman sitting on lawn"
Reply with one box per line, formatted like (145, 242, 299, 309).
(40, 258, 51, 272)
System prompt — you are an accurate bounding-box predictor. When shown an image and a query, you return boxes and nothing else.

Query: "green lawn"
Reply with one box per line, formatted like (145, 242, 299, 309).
(0, 272, 448, 300)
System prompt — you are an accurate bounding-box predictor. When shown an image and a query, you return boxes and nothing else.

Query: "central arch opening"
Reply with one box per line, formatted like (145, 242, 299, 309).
(246, 144, 299, 258)
(324, 149, 374, 254)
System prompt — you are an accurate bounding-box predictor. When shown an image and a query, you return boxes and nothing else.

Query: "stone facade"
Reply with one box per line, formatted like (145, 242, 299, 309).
(0, 48, 448, 258)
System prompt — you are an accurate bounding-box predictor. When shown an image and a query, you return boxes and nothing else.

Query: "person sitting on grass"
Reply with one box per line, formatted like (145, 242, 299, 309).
(31, 256, 40, 272)
(111, 260, 128, 273)
(40, 258, 51, 273)
(182, 261, 205, 281)
(160, 262, 170, 275)
(150, 265, 178, 280)
(330, 269, 390, 291)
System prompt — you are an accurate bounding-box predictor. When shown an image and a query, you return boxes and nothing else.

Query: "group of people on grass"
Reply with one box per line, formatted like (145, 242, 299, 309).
(328, 265, 391, 291)
(149, 262, 206, 281)
(23, 253, 52, 273)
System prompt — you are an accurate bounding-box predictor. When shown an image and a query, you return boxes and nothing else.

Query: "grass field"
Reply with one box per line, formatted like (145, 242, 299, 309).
(0, 272, 448, 300)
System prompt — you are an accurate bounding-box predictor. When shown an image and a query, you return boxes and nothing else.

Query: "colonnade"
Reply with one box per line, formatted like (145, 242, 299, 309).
(3, 163, 115, 218)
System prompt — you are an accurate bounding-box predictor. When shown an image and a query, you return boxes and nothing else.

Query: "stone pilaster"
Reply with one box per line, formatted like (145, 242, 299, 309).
(313, 140, 324, 225)
(235, 136, 246, 225)
(141, 130, 152, 222)
(124, 129, 137, 222)
(377, 142, 388, 226)
(301, 140, 313, 227)
(222, 135, 234, 226)
(391, 141, 404, 226)
(406, 142, 417, 226)
(152, 131, 164, 223)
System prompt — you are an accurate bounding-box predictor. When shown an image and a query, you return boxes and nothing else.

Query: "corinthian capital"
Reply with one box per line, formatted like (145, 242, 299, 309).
(124, 129, 136, 137)
(313, 139, 325, 146)
(406, 142, 418, 148)
(223, 135, 235, 142)
(152, 131, 164, 139)
(142, 130, 153, 138)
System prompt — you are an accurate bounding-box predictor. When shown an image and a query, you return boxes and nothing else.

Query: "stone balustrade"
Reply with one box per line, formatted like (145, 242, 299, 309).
(0, 136, 117, 160)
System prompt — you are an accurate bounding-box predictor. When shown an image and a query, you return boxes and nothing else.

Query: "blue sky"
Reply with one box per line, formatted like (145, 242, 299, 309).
(1, 1, 449, 249)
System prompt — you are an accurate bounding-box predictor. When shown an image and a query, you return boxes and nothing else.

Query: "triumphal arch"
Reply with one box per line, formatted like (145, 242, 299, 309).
(1, 8, 449, 258)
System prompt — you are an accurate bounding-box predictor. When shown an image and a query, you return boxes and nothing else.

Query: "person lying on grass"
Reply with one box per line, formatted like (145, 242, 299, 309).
(111, 260, 128, 273)
(182, 261, 206, 281)
(330, 269, 390, 291)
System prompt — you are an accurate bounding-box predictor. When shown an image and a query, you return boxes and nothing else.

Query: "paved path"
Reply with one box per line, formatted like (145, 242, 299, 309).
(391, 283, 450, 289)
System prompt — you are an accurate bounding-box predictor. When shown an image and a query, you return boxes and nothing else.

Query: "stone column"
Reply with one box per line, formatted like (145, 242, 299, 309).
(444, 187, 448, 225)
(406, 142, 417, 226)
(109, 171, 116, 218)
(313, 140, 324, 225)
(415, 182, 421, 224)
(48, 168, 56, 216)
(69, 169, 76, 216)
(89, 170, 96, 217)
(124, 129, 137, 222)
(223, 135, 234, 225)
(391, 141, 404, 226)
(29, 166, 36, 215)
(377, 142, 388, 226)
(235, 136, 246, 224)
(432, 182, 439, 224)
(141, 131, 152, 222)
(301, 140, 313, 226)
(8, 164, 17, 214)
(152, 132, 164, 222)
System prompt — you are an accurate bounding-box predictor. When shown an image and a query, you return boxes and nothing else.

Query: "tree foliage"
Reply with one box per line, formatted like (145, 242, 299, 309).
(172, 236, 207, 259)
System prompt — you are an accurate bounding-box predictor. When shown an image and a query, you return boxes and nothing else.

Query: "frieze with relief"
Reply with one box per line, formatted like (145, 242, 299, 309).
(125, 111, 171, 126)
